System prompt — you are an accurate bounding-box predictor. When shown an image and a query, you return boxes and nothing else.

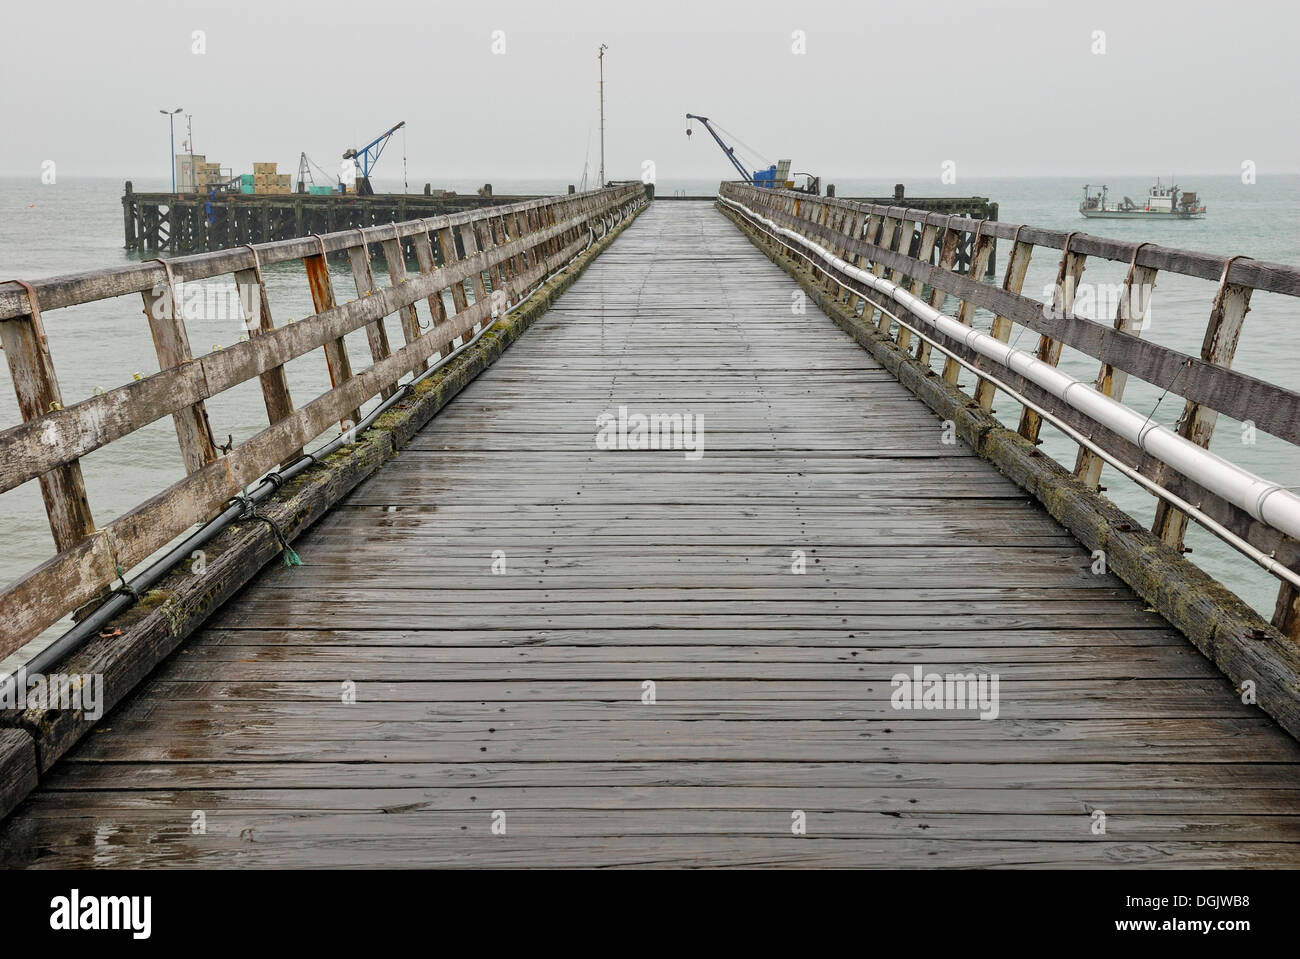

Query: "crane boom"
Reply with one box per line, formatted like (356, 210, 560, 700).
(685, 114, 752, 182)
(343, 120, 406, 194)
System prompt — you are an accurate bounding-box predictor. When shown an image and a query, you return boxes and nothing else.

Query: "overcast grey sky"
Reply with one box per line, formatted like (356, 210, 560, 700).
(1, 0, 1294, 181)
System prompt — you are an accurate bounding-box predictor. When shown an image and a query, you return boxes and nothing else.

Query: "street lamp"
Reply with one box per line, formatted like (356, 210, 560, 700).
(160, 107, 182, 193)
(597, 45, 607, 188)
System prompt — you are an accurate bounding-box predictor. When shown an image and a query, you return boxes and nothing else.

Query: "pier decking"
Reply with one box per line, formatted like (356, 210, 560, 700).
(3, 202, 1299, 868)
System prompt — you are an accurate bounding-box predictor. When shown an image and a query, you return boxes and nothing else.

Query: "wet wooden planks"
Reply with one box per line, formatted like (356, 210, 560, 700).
(3, 201, 1300, 869)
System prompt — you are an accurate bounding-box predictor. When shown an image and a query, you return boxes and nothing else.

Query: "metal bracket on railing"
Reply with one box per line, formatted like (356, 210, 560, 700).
(6, 279, 49, 349)
(354, 227, 371, 268)
(239, 244, 266, 335)
(1119, 240, 1154, 327)
(1126, 240, 1151, 274)
(1217, 253, 1253, 288)
(1198, 252, 1255, 360)
(145, 257, 178, 304)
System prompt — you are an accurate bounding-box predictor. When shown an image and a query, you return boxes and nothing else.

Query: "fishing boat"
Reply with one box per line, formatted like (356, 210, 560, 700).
(1079, 180, 1206, 219)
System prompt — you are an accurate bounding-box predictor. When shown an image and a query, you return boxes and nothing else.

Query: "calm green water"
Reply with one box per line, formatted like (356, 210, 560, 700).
(2, 174, 1298, 661)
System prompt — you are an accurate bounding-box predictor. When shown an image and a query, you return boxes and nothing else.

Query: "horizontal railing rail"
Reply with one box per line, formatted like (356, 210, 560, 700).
(0, 184, 645, 658)
(720, 182, 1300, 641)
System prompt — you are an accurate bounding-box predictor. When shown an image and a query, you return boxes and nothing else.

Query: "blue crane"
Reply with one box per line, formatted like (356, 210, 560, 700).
(342, 120, 406, 195)
(685, 113, 755, 182)
(685, 113, 818, 192)
(685, 113, 785, 188)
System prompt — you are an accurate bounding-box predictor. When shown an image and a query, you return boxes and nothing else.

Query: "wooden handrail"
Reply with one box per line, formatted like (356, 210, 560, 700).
(760, 187, 1300, 295)
(0, 195, 589, 320)
(736, 192, 1300, 446)
(722, 182, 1300, 639)
(0, 185, 642, 657)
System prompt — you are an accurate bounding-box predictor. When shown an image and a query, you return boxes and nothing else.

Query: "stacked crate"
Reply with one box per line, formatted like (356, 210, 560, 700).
(197, 161, 224, 189)
(251, 162, 292, 195)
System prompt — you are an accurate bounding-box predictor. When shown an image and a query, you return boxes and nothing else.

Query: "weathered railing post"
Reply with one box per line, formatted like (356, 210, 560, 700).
(507, 208, 530, 278)
(234, 251, 300, 463)
(347, 232, 397, 396)
(941, 223, 995, 384)
(1274, 583, 1300, 641)
(973, 234, 1033, 410)
(437, 223, 472, 320)
(915, 220, 961, 367)
(879, 210, 920, 337)
(822, 203, 853, 296)
(139, 265, 220, 474)
(464, 218, 491, 304)
(863, 210, 898, 329)
(1151, 263, 1252, 547)
(304, 242, 363, 428)
(0, 287, 96, 552)
(838, 208, 867, 306)
(896, 218, 941, 356)
(379, 226, 426, 370)
(488, 213, 514, 288)
(1073, 252, 1158, 487)
(411, 220, 449, 342)
(1018, 239, 1086, 443)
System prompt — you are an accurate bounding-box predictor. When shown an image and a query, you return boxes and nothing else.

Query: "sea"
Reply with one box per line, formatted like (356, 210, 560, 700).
(2, 173, 1298, 664)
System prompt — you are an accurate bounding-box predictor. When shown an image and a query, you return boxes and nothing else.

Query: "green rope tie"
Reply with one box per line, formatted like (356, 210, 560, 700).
(112, 565, 142, 603)
(236, 490, 302, 568)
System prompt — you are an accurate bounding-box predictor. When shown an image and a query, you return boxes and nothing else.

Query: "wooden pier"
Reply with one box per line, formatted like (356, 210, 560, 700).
(122, 181, 554, 254)
(125, 180, 998, 272)
(3, 187, 1300, 867)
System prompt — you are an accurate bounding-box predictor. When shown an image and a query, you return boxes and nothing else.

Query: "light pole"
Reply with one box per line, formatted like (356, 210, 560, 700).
(160, 107, 182, 193)
(598, 44, 607, 188)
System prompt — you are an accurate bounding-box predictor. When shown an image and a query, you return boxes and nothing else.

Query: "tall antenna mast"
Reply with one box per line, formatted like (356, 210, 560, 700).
(598, 43, 608, 187)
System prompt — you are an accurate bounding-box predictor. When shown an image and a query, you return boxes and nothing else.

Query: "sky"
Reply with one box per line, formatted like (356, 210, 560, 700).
(0, 0, 1295, 182)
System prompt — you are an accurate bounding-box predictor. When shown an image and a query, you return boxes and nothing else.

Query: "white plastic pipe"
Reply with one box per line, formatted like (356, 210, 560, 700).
(721, 193, 1300, 545)
(823, 264, 1300, 592)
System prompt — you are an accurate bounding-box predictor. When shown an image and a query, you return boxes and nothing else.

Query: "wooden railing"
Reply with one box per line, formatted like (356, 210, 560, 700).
(721, 182, 1300, 641)
(0, 184, 644, 658)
